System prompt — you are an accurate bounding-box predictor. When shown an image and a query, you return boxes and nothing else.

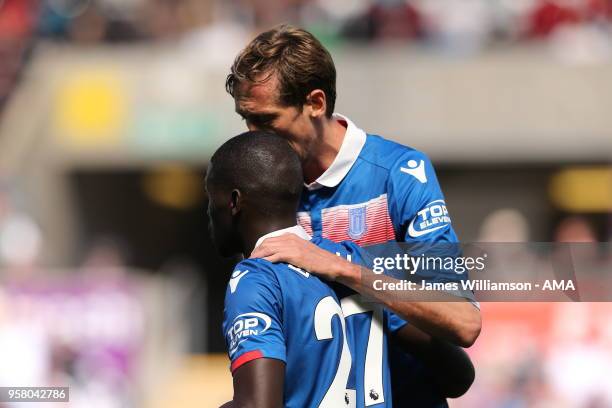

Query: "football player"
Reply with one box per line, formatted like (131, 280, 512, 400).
(227, 25, 480, 406)
(208, 131, 395, 407)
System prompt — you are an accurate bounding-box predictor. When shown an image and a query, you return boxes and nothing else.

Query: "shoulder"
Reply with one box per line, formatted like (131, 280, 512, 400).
(313, 237, 365, 264)
(360, 135, 439, 191)
(359, 134, 431, 172)
(231, 258, 280, 282)
(226, 258, 281, 299)
(312, 237, 353, 256)
(311, 236, 337, 252)
(234, 258, 277, 276)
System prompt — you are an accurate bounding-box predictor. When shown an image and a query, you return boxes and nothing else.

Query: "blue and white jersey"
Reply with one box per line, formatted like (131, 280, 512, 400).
(297, 114, 457, 249)
(297, 113, 470, 407)
(223, 225, 394, 408)
(223, 226, 351, 408)
(315, 237, 394, 408)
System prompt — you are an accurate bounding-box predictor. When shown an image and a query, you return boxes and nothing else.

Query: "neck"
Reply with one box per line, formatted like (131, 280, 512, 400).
(240, 213, 298, 257)
(302, 116, 346, 184)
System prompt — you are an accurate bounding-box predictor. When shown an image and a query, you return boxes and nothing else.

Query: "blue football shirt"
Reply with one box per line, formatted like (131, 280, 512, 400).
(223, 256, 351, 408)
(315, 237, 395, 408)
(297, 113, 475, 407)
(223, 226, 394, 407)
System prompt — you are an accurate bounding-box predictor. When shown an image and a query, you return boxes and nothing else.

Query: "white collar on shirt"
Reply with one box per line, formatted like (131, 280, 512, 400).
(305, 113, 367, 191)
(254, 225, 312, 250)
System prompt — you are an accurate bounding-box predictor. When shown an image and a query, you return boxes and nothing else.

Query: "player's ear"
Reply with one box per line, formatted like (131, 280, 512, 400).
(230, 189, 242, 216)
(306, 89, 326, 119)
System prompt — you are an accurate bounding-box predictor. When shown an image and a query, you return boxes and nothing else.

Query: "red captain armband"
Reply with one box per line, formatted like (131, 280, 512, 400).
(231, 350, 264, 374)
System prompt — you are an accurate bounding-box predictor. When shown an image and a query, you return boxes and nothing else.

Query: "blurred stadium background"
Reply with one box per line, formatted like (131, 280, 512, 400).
(0, 0, 611, 407)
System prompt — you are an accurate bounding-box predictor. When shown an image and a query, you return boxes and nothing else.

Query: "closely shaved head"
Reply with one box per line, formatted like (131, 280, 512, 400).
(206, 131, 303, 256)
(207, 131, 303, 214)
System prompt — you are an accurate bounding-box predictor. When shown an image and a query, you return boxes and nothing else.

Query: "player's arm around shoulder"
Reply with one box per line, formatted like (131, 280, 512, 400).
(250, 235, 351, 281)
(384, 148, 482, 347)
(222, 259, 286, 408)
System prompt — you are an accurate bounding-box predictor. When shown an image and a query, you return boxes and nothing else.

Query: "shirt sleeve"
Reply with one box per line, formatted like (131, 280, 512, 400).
(387, 149, 457, 245)
(223, 259, 286, 374)
(386, 150, 477, 304)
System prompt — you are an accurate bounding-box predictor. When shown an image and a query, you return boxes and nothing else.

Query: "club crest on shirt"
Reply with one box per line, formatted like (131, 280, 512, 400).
(348, 206, 367, 239)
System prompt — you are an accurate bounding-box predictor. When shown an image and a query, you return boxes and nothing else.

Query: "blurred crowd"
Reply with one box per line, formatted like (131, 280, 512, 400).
(0, 180, 198, 407)
(459, 210, 612, 408)
(453, 302, 612, 408)
(2, 0, 611, 44)
(1, 0, 612, 111)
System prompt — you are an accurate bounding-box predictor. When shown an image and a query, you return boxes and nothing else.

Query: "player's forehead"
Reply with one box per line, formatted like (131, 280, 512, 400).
(234, 75, 283, 115)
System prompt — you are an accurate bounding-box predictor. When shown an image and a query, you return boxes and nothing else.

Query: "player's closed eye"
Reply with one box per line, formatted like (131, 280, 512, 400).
(252, 119, 271, 128)
(251, 114, 277, 127)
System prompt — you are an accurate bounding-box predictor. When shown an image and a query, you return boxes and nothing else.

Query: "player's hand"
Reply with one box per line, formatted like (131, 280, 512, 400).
(250, 233, 346, 281)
